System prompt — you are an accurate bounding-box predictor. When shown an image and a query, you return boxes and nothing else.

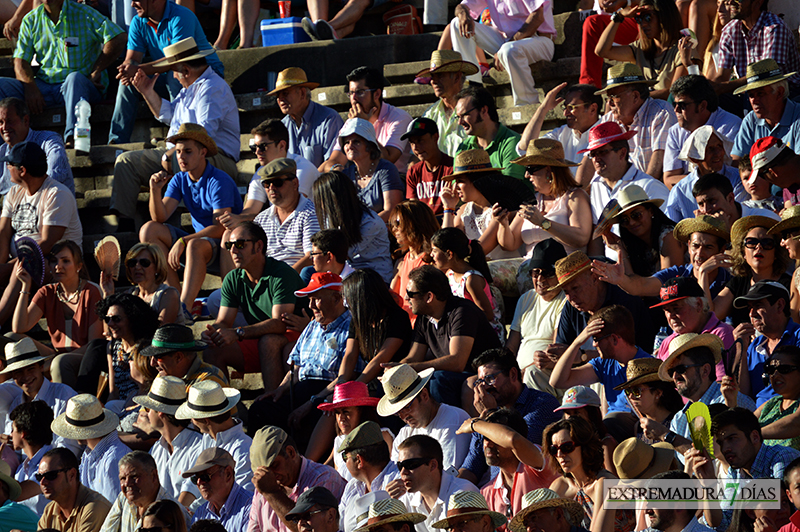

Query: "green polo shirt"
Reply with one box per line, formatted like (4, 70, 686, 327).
(220, 257, 303, 325)
(457, 124, 531, 190)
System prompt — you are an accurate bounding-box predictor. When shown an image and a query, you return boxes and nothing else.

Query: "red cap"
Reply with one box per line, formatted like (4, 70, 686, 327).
(577, 122, 637, 154)
(749, 136, 789, 185)
(295, 272, 343, 296)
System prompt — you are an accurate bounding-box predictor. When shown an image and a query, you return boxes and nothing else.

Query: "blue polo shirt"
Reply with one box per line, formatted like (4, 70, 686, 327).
(746, 319, 800, 407)
(282, 100, 344, 167)
(653, 264, 732, 300)
(127, 1, 224, 77)
(164, 162, 243, 232)
(732, 98, 800, 158)
(589, 347, 653, 413)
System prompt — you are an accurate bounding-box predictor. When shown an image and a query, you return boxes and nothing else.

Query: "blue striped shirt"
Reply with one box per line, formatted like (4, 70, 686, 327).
(191, 482, 253, 532)
(80, 431, 131, 504)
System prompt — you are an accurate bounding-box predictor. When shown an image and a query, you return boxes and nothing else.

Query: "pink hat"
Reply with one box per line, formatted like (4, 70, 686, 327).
(749, 136, 791, 185)
(577, 122, 637, 154)
(318, 381, 380, 411)
(295, 272, 342, 296)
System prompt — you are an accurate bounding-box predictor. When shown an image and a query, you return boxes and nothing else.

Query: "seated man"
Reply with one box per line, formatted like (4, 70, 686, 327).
(185, 447, 253, 531)
(142, 324, 228, 389)
(430, 491, 507, 532)
(377, 364, 471, 473)
(310, 229, 355, 279)
(111, 37, 240, 226)
(403, 118, 453, 217)
(0, 97, 73, 195)
(249, 425, 346, 532)
(203, 221, 303, 391)
(747, 136, 800, 193)
(285, 488, 341, 532)
(690, 172, 779, 231)
(9, 400, 53, 515)
(139, 123, 243, 313)
(400, 265, 501, 407)
(0, 0, 125, 145)
(508, 489, 588, 532)
(449, 0, 555, 107)
(0, 460, 37, 532)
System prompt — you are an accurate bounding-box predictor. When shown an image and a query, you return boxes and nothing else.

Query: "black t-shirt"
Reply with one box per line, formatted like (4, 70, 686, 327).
(725, 273, 792, 326)
(348, 303, 412, 363)
(413, 296, 502, 372)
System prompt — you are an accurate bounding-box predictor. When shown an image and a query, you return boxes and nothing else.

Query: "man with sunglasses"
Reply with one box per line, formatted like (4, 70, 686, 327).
(184, 447, 252, 531)
(286, 487, 341, 532)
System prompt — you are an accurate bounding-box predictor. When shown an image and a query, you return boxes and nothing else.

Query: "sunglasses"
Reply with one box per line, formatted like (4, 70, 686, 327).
(262, 176, 294, 189)
(249, 140, 276, 153)
(190, 467, 221, 485)
(474, 371, 504, 388)
(588, 147, 621, 159)
(456, 107, 478, 121)
(103, 315, 123, 324)
(592, 333, 613, 344)
(667, 363, 703, 378)
(673, 100, 695, 113)
(531, 268, 555, 278)
(743, 237, 776, 250)
(289, 508, 328, 522)
(525, 165, 547, 175)
(780, 229, 800, 241)
(35, 468, 68, 482)
(624, 386, 646, 399)
(634, 12, 653, 24)
(224, 239, 256, 250)
(618, 209, 646, 226)
(397, 457, 433, 471)
(404, 290, 424, 300)
(549, 441, 578, 455)
(764, 364, 800, 376)
(563, 102, 589, 112)
(126, 258, 152, 268)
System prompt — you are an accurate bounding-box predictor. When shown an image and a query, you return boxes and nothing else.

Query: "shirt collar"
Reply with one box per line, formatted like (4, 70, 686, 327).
(291, 457, 311, 497)
(575, 120, 601, 141)
(88, 431, 120, 457)
(319, 309, 350, 332)
(183, 355, 203, 381)
(213, 481, 246, 516)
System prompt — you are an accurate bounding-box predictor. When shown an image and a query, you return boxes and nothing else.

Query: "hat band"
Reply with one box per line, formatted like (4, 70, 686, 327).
(367, 513, 403, 525)
(66, 412, 105, 427)
(6, 350, 41, 366)
(152, 339, 197, 349)
(276, 78, 310, 86)
(166, 45, 202, 64)
(746, 68, 784, 84)
(388, 376, 422, 404)
(187, 398, 230, 412)
(454, 162, 492, 173)
(556, 258, 590, 283)
(446, 506, 489, 518)
(607, 74, 646, 85)
(148, 391, 185, 406)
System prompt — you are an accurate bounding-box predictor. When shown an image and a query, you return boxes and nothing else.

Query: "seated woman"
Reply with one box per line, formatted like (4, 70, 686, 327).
(596, 0, 686, 100)
(337, 118, 404, 222)
(101, 243, 183, 326)
(755, 346, 800, 449)
(769, 206, 800, 323)
(12, 240, 103, 386)
(555, 386, 617, 477)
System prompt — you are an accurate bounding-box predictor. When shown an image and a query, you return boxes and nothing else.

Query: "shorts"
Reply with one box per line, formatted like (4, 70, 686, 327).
(167, 224, 221, 269)
(239, 330, 301, 374)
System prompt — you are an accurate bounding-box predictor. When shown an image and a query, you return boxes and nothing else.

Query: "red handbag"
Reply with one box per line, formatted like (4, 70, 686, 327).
(383, 4, 422, 35)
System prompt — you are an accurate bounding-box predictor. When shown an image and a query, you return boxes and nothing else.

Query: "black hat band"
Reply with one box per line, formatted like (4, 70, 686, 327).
(388, 376, 422, 404)
(148, 391, 185, 406)
(6, 350, 42, 366)
(607, 74, 647, 85)
(66, 412, 105, 427)
(746, 68, 784, 84)
(188, 398, 230, 412)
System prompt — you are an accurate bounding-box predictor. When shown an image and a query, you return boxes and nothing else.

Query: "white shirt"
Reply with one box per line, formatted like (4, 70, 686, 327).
(391, 404, 472, 474)
(340, 462, 401, 532)
(399, 473, 479, 532)
(201, 420, 254, 491)
(246, 153, 320, 201)
(150, 427, 205, 500)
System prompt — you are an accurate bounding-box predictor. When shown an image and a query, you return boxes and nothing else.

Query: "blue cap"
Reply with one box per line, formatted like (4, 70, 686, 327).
(0, 142, 47, 177)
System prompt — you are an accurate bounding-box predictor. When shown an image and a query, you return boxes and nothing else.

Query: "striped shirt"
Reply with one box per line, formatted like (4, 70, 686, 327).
(601, 98, 677, 175)
(80, 431, 131, 504)
(253, 195, 320, 266)
(192, 482, 253, 532)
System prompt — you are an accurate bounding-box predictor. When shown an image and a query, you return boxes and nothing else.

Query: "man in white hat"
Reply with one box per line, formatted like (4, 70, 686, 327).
(0, 459, 38, 532)
(110, 36, 241, 229)
(9, 400, 53, 515)
(184, 447, 252, 531)
(51, 394, 131, 505)
(176, 380, 253, 491)
(133, 375, 205, 505)
(507, 488, 588, 532)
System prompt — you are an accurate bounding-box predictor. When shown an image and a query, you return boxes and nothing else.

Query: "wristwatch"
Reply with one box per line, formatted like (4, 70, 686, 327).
(541, 219, 552, 231)
(161, 153, 170, 162)
(611, 11, 625, 23)
(664, 431, 678, 444)
(235, 327, 246, 340)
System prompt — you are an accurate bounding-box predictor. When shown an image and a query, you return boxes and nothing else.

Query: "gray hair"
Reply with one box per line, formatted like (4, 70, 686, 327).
(0, 97, 29, 119)
(774, 80, 790, 101)
(684, 296, 710, 314)
(120, 450, 157, 473)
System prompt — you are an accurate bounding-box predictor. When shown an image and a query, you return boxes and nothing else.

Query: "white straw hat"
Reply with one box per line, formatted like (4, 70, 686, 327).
(133, 375, 187, 415)
(0, 337, 50, 374)
(175, 380, 241, 420)
(376, 365, 434, 417)
(431, 490, 507, 530)
(51, 394, 120, 440)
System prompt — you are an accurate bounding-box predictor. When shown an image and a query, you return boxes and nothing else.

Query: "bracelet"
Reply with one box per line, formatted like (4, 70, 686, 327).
(611, 11, 624, 23)
(20, 291, 29, 295)
(470, 418, 478, 432)
(443, 209, 455, 215)
(178, 237, 186, 246)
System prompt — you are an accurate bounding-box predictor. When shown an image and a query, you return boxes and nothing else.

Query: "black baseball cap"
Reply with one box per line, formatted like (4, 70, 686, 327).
(285, 487, 339, 520)
(733, 279, 790, 309)
(0, 142, 47, 177)
(400, 117, 439, 140)
(528, 239, 567, 273)
(650, 277, 704, 308)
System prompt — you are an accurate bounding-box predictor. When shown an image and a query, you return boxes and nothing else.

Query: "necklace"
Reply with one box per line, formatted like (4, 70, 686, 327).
(356, 160, 377, 183)
(57, 280, 83, 304)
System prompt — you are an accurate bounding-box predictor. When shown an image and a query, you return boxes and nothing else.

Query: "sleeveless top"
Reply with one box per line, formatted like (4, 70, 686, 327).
(461, 202, 520, 260)
(759, 396, 800, 449)
(576, 487, 635, 532)
(446, 269, 505, 343)
(130, 284, 185, 325)
(520, 191, 579, 257)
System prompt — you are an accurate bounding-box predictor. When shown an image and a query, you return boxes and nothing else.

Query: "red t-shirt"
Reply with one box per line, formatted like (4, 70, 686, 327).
(405, 154, 454, 216)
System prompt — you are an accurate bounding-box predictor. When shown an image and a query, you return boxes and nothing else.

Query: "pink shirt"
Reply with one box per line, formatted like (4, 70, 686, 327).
(460, 0, 555, 38)
(480, 455, 559, 529)
(335, 102, 413, 174)
(656, 312, 733, 381)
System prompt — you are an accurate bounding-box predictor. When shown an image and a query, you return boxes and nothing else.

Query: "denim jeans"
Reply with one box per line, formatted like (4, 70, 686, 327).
(428, 369, 474, 408)
(0, 72, 102, 140)
(108, 72, 180, 144)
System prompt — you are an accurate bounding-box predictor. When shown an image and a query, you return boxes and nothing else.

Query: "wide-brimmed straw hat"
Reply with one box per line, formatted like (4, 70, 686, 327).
(577, 122, 637, 154)
(166, 122, 218, 156)
(0, 461, 21, 501)
(140, 324, 207, 357)
(769, 206, 800, 236)
(151, 37, 214, 68)
(450, 149, 503, 179)
(51, 394, 120, 440)
(354, 498, 426, 532)
(658, 333, 723, 381)
(673, 215, 730, 244)
(133, 375, 187, 415)
(508, 489, 585, 532)
(319, 381, 379, 412)
(678, 125, 733, 164)
(610, 185, 663, 224)
(512, 138, 579, 168)
(267, 67, 320, 96)
(733, 58, 797, 95)
(613, 438, 676, 479)
(614, 358, 664, 391)
(416, 49, 479, 78)
(0, 337, 50, 374)
(376, 364, 434, 417)
(596, 63, 657, 94)
(547, 250, 591, 292)
(730, 214, 781, 247)
(175, 380, 241, 420)
(431, 491, 507, 530)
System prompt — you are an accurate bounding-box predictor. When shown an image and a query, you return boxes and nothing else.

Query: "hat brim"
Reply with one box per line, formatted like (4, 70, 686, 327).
(416, 60, 480, 78)
(377, 368, 435, 416)
(354, 512, 427, 532)
(613, 371, 663, 391)
(577, 130, 637, 154)
(769, 216, 800, 236)
(140, 340, 207, 357)
(267, 81, 320, 96)
(673, 219, 730, 244)
(175, 388, 241, 419)
(618, 443, 676, 479)
(509, 498, 586, 532)
(318, 396, 380, 411)
(596, 77, 658, 94)
(649, 295, 691, 309)
(511, 154, 580, 168)
(449, 167, 504, 179)
(658, 335, 722, 381)
(554, 402, 600, 412)
(611, 198, 665, 224)
(733, 71, 797, 95)
(0, 352, 52, 375)
(51, 409, 120, 440)
(151, 47, 215, 68)
(431, 510, 507, 530)
(547, 260, 592, 293)
(165, 131, 219, 157)
(133, 394, 183, 415)
(0, 471, 21, 501)
(731, 215, 781, 247)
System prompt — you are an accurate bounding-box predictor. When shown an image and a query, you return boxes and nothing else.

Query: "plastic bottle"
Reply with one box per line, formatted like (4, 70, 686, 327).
(653, 326, 670, 354)
(74, 98, 91, 155)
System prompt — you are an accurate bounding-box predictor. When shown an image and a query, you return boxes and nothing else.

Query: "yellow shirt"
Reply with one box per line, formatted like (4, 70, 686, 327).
(38, 484, 112, 532)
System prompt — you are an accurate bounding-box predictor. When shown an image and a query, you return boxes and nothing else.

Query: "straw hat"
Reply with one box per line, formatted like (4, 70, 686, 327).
(613, 438, 676, 479)
(610, 185, 663, 223)
(508, 489, 585, 532)
(614, 358, 664, 391)
(350, 492, 391, 531)
(673, 215, 730, 244)
(730, 214, 781, 247)
(318, 381, 380, 411)
(353, 498, 426, 532)
(733, 58, 797, 95)
(51, 394, 120, 440)
(769, 206, 800, 236)
(376, 364, 434, 417)
(547, 250, 592, 292)
(577, 122, 637, 154)
(267, 67, 320, 96)
(0, 461, 21, 501)
(0, 337, 50, 375)
(658, 333, 723, 381)
(431, 491, 507, 530)
(450, 149, 503, 179)
(511, 138, 579, 168)
(140, 324, 207, 357)
(596, 63, 658, 94)
(151, 37, 214, 68)
(678, 125, 733, 164)
(133, 375, 187, 415)
(166, 123, 218, 156)
(416, 49, 479, 78)
(175, 380, 241, 420)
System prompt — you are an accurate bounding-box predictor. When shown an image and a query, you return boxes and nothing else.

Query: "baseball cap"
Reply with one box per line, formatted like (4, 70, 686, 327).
(554, 385, 601, 411)
(400, 117, 439, 141)
(295, 272, 342, 296)
(649, 277, 704, 308)
(0, 141, 47, 177)
(528, 239, 567, 274)
(286, 487, 340, 521)
(733, 279, 790, 309)
(749, 136, 792, 184)
(250, 425, 289, 470)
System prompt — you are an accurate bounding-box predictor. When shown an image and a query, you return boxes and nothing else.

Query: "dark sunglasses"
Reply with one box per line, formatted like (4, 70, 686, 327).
(397, 457, 433, 471)
(525, 165, 547, 174)
(126, 258, 152, 268)
(249, 141, 275, 153)
(667, 363, 703, 378)
(765, 364, 800, 376)
(224, 239, 256, 250)
(673, 100, 695, 113)
(530, 268, 555, 278)
(405, 290, 424, 300)
(743, 237, 776, 250)
(549, 441, 578, 455)
(289, 508, 328, 522)
(262, 176, 294, 188)
(190, 468, 220, 485)
(624, 386, 645, 399)
(634, 12, 653, 24)
(780, 229, 800, 241)
(618, 210, 645, 226)
(35, 468, 68, 482)
(103, 315, 123, 324)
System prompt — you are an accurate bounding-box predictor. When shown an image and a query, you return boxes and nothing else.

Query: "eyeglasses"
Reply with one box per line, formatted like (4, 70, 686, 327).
(592, 333, 613, 344)
(525, 165, 547, 175)
(563, 102, 589, 112)
(345, 88, 377, 98)
(764, 364, 800, 375)
(781, 229, 800, 242)
(35, 468, 68, 482)
(667, 363, 703, 378)
(743, 237, 776, 250)
(624, 386, 646, 399)
(474, 371, 504, 387)
(405, 290, 424, 300)
(608, 89, 633, 103)
(225, 239, 256, 250)
(126, 258, 152, 268)
(530, 268, 555, 278)
(289, 508, 328, 522)
(588, 147, 621, 159)
(457, 107, 478, 121)
(397, 457, 433, 471)
(673, 100, 696, 113)
(634, 12, 653, 24)
(191, 467, 222, 485)
(618, 209, 646, 226)
(249, 140, 276, 153)
(103, 315, 123, 324)
(310, 251, 327, 257)
(262, 176, 295, 189)
(549, 441, 578, 455)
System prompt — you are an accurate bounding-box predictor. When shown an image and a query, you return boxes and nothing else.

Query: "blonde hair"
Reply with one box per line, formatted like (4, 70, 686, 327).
(125, 243, 168, 284)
